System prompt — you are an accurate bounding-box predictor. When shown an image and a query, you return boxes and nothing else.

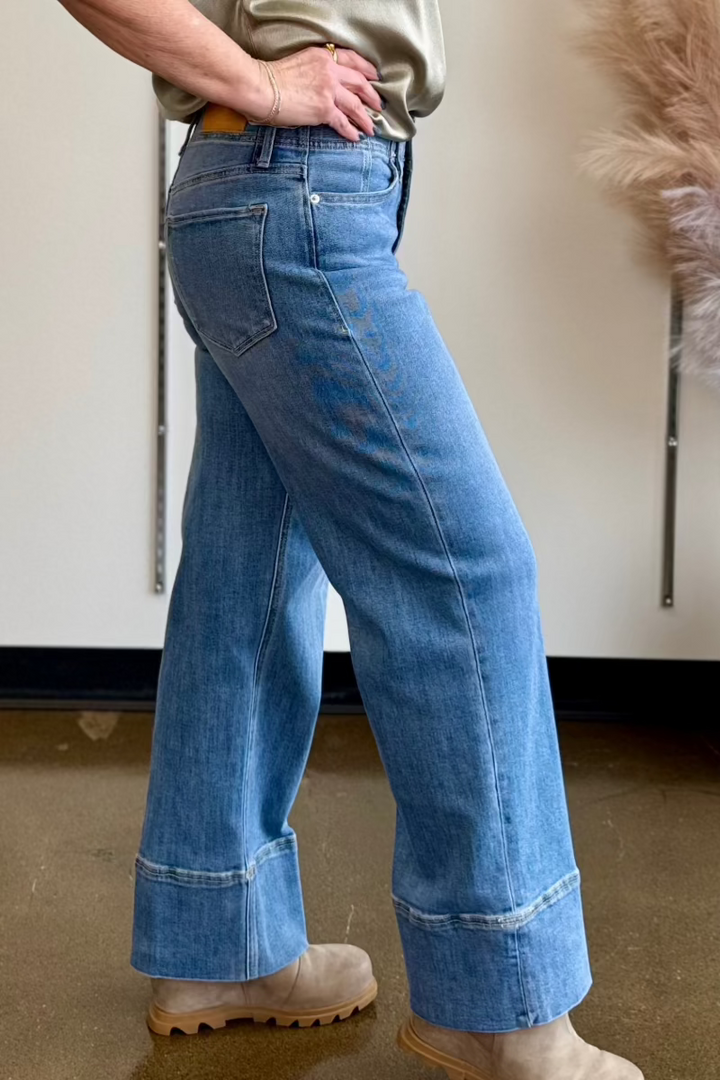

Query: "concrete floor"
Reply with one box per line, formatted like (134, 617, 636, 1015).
(1, 713, 719, 1080)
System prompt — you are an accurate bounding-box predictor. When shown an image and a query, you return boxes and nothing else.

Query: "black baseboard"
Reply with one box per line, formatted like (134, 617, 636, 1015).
(546, 657, 717, 723)
(0, 648, 363, 714)
(0, 648, 716, 721)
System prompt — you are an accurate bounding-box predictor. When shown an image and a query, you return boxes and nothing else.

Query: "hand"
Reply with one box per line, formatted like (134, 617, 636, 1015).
(247, 46, 384, 142)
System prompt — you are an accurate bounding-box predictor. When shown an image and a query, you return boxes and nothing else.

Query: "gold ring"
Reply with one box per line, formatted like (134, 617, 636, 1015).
(326, 42, 339, 62)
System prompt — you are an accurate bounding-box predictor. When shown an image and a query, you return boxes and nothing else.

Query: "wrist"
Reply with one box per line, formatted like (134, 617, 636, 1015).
(221, 56, 273, 119)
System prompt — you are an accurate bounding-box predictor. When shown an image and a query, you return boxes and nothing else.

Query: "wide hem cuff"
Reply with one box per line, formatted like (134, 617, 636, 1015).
(395, 871, 593, 1032)
(131, 838, 308, 982)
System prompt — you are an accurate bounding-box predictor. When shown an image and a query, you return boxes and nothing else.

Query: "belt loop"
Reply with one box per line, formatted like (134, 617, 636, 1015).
(299, 125, 310, 168)
(254, 125, 277, 168)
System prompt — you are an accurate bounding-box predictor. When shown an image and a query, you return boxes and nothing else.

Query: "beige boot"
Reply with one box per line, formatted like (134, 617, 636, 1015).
(147, 944, 377, 1036)
(398, 1012, 643, 1080)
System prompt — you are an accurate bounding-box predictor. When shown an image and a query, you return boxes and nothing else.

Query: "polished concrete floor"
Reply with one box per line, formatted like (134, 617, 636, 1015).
(1, 711, 719, 1080)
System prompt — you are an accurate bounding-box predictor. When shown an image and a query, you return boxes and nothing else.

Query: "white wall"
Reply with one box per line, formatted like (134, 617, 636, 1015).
(3, 0, 720, 657)
(400, 0, 720, 658)
(0, 1, 165, 646)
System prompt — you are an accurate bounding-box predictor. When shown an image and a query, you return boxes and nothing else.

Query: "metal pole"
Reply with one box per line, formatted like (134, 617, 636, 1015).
(661, 289, 683, 608)
(154, 116, 168, 595)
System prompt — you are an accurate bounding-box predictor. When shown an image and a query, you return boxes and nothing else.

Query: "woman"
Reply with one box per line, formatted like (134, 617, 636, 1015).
(62, 2, 641, 1077)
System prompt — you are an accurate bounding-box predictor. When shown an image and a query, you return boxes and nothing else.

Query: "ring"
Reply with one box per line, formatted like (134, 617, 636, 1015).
(325, 42, 339, 63)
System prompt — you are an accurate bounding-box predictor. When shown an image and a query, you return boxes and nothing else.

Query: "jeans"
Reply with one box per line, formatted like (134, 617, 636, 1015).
(132, 120, 592, 1032)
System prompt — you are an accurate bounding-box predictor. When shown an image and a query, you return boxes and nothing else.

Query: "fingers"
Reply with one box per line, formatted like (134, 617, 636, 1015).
(339, 67, 384, 113)
(348, 79, 384, 114)
(336, 48, 380, 83)
(328, 107, 362, 143)
(334, 86, 375, 138)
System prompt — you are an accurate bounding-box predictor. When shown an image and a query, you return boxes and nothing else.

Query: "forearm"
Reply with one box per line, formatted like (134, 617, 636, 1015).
(60, 0, 269, 115)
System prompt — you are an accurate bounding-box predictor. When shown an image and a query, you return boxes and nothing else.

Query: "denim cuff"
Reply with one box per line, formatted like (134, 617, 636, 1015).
(395, 872, 592, 1032)
(131, 839, 308, 982)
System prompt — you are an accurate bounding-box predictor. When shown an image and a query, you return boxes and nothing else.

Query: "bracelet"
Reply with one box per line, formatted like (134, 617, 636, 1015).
(248, 60, 282, 125)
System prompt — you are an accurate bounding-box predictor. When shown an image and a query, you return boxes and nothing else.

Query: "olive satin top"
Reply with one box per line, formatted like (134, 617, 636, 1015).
(154, 0, 446, 140)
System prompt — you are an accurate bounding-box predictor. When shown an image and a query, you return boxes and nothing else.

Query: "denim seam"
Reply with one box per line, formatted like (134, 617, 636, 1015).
(305, 259, 527, 1011)
(193, 133, 388, 153)
(313, 269, 520, 936)
(515, 925, 532, 1027)
(134, 836, 298, 888)
(360, 145, 372, 192)
(241, 492, 292, 977)
(166, 205, 267, 225)
(171, 164, 304, 195)
(392, 870, 581, 932)
(248, 868, 258, 982)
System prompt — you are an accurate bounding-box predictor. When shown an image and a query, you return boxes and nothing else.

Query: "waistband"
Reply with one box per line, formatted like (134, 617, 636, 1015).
(188, 104, 403, 165)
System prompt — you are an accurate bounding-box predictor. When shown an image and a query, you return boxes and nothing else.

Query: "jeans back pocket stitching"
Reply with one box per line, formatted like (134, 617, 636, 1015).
(166, 204, 277, 358)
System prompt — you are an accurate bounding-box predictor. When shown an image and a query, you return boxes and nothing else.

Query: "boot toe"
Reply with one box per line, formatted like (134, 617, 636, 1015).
(306, 943, 375, 999)
(342, 944, 375, 991)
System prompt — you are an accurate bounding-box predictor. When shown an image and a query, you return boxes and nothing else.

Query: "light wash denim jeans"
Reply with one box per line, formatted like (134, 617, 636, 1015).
(132, 120, 592, 1032)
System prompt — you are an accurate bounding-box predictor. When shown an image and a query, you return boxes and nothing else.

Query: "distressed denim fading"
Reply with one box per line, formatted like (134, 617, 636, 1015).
(132, 122, 592, 1032)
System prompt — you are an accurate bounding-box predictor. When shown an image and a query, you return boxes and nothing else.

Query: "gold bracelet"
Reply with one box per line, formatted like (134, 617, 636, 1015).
(248, 60, 282, 125)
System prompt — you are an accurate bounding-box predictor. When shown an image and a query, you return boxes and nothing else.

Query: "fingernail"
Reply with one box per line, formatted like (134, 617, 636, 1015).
(381, 97, 388, 110)
(376, 71, 383, 82)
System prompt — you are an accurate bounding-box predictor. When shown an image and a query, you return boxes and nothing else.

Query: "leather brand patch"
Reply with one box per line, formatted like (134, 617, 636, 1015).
(203, 107, 249, 134)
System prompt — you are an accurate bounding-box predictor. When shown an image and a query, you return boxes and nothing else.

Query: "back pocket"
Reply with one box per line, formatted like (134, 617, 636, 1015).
(166, 204, 277, 357)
